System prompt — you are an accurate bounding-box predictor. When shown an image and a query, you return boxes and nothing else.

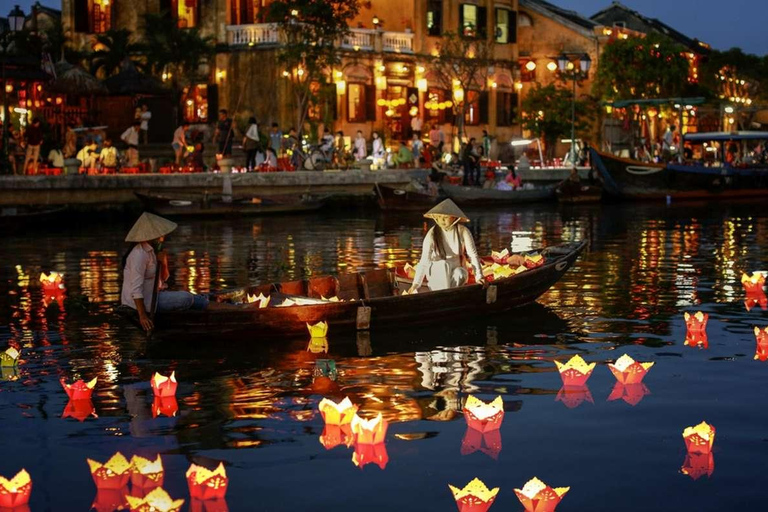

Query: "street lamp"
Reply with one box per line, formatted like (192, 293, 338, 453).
(2, 5, 26, 174)
(558, 52, 591, 165)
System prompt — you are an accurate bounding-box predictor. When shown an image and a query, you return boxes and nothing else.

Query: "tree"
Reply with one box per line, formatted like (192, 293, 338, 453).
(266, 0, 361, 137)
(593, 33, 690, 101)
(90, 29, 142, 78)
(518, 84, 595, 159)
(430, 31, 495, 141)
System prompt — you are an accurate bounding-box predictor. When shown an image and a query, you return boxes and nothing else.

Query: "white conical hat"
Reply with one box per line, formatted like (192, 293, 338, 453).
(424, 199, 470, 223)
(125, 212, 178, 242)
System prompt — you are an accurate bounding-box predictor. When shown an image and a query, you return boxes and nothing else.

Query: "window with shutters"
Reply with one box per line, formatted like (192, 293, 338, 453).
(182, 84, 210, 123)
(495, 8, 516, 44)
(230, 0, 254, 24)
(427, 0, 442, 36)
(464, 90, 485, 126)
(496, 91, 518, 126)
(74, 0, 112, 34)
(459, 4, 486, 39)
(347, 83, 367, 123)
(172, 0, 199, 28)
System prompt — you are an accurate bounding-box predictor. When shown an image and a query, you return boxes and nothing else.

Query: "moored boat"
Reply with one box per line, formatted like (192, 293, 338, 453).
(556, 181, 602, 204)
(591, 131, 768, 200)
(374, 183, 440, 211)
(441, 183, 557, 206)
(1, 205, 68, 229)
(135, 192, 325, 217)
(126, 241, 586, 339)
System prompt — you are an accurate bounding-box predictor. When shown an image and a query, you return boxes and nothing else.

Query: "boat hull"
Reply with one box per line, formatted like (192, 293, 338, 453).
(591, 148, 768, 200)
(375, 184, 439, 211)
(135, 192, 325, 217)
(142, 241, 586, 339)
(441, 183, 556, 205)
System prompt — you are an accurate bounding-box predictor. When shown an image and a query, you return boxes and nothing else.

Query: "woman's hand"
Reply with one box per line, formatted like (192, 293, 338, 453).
(138, 310, 154, 332)
(477, 276, 489, 289)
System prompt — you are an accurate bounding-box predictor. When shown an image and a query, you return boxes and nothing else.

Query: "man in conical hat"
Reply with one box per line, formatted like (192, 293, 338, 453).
(121, 212, 211, 331)
(408, 199, 485, 293)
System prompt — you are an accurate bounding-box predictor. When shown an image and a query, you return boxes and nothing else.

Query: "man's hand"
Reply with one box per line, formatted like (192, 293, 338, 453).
(477, 276, 489, 289)
(138, 311, 154, 332)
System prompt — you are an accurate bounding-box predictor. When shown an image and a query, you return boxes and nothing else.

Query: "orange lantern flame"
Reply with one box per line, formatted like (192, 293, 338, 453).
(491, 249, 510, 265)
(741, 272, 765, 292)
(352, 442, 389, 470)
(152, 396, 179, 418)
(61, 377, 97, 400)
(684, 311, 708, 334)
(461, 428, 502, 460)
(524, 254, 544, 269)
(1, 347, 20, 367)
(126, 486, 184, 512)
(554, 355, 595, 386)
(449, 477, 499, 512)
(351, 412, 388, 445)
(87, 452, 132, 489)
(62, 399, 97, 421)
(555, 385, 594, 409)
(681, 451, 715, 480)
(130, 455, 164, 489)
(0, 469, 32, 508)
(186, 463, 228, 501)
(307, 321, 329, 338)
(683, 421, 716, 454)
(755, 327, 768, 361)
(318, 397, 357, 426)
(462, 395, 504, 432)
(607, 382, 650, 406)
(319, 424, 353, 450)
(245, 293, 270, 308)
(151, 372, 178, 398)
(684, 331, 708, 349)
(607, 354, 654, 384)
(514, 477, 570, 512)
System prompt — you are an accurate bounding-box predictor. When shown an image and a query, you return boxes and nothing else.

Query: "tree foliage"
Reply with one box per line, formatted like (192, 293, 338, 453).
(89, 29, 142, 78)
(700, 48, 768, 102)
(593, 33, 690, 101)
(518, 84, 595, 158)
(267, 0, 361, 136)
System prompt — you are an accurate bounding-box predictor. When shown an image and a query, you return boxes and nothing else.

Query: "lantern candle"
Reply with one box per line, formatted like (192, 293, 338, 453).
(514, 477, 570, 512)
(351, 413, 388, 445)
(186, 463, 228, 501)
(92, 488, 129, 512)
(554, 355, 596, 386)
(318, 397, 358, 425)
(682, 421, 716, 454)
(39, 271, 63, 290)
(462, 395, 504, 432)
(607, 354, 654, 384)
(151, 372, 178, 398)
(130, 455, 164, 489)
(448, 477, 499, 512)
(125, 487, 184, 512)
(61, 377, 97, 400)
(87, 453, 132, 489)
(0, 469, 32, 508)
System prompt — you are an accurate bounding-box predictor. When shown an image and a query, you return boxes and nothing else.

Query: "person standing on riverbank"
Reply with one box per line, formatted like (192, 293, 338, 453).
(353, 130, 367, 161)
(243, 117, 261, 171)
(139, 105, 152, 144)
(172, 122, 189, 165)
(120, 121, 141, 166)
(215, 110, 233, 158)
(22, 118, 44, 175)
(269, 123, 283, 156)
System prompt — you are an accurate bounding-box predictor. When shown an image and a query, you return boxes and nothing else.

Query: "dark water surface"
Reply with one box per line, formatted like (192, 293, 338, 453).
(2, 201, 768, 511)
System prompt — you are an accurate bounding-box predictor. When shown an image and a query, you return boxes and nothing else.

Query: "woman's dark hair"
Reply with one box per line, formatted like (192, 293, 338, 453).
(248, 117, 257, 125)
(431, 225, 446, 260)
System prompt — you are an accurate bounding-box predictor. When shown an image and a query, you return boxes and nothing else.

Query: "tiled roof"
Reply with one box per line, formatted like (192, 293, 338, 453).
(521, 0, 599, 31)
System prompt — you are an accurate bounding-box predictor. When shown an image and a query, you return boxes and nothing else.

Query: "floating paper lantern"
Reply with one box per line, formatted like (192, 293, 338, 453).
(462, 395, 504, 432)
(684, 311, 708, 334)
(684, 331, 708, 349)
(449, 477, 499, 512)
(186, 463, 228, 501)
(92, 488, 129, 512)
(554, 355, 595, 386)
(607, 354, 654, 384)
(61, 377, 97, 400)
(307, 321, 329, 338)
(0, 469, 32, 508)
(460, 427, 502, 460)
(125, 487, 184, 512)
(87, 453, 132, 489)
(683, 421, 716, 454)
(1, 366, 19, 382)
(321, 295, 342, 302)
(189, 498, 229, 512)
(681, 451, 715, 480)
(351, 413, 388, 445)
(62, 399, 97, 422)
(151, 372, 178, 398)
(352, 442, 389, 470)
(152, 396, 179, 418)
(607, 382, 650, 406)
(744, 288, 768, 311)
(755, 327, 768, 361)
(39, 271, 63, 290)
(307, 337, 329, 354)
(319, 424, 353, 450)
(0, 347, 19, 367)
(555, 385, 594, 409)
(491, 249, 510, 265)
(490, 263, 515, 279)
(514, 477, 570, 512)
(130, 455, 164, 489)
(741, 272, 765, 293)
(318, 397, 357, 426)
(524, 254, 544, 269)
(245, 293, 270, 308)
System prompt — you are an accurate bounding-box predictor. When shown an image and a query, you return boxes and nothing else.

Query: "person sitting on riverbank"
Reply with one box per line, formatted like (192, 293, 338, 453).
(393, 141, 414, 168)
(76, 140, 99, 171)
(99, 139, 119, 173)
(121, 121, 141, 166)
(408, 199, 485, 293)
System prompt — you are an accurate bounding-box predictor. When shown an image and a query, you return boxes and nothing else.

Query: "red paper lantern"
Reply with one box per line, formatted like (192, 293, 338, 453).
(61, 377, 97, 400)
(607, 354, 654, 384)
(0, 469, 32, 508)
(130, 455, 164, 489)
(514, 477, 570, 512)
(755, 327, 768, 361)
(125, 486, 184, 512)
(186, 463, 228, 501)
(745, 288, 768, 311)
(151, 372, 177, 398)
(554, 355, 595, 386)
(352, 442, 389, 470)
(462, 395, 504, 432)
(190, 498, 230, 512)
(351, 413, 388, 445)
(449, 478, 499, 512)
(91, 487, 129, 512)
(318, 397, 357, 426)
(319, 424, 353, 450)
(684, 311, 708, 334)
(684, 331, 708, 349)
(87, 453, 131, 490)
(683, 421, 716, 455)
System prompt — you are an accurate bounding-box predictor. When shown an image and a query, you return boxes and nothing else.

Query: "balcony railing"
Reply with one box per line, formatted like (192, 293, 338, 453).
(227, 24, 414, 54)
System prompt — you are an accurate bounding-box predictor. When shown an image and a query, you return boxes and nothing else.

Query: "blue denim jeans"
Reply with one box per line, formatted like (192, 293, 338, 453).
(156, 291, 209, 312)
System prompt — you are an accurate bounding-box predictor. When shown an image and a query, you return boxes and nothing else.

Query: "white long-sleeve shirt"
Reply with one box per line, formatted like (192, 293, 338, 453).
(372, 138, 384, 158)
(412, 224, 483, 289)
(121, 243, 160, 310)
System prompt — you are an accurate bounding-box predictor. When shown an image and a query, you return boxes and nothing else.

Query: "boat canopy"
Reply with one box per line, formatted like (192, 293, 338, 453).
(605, 97, 706, 108)
(684, 131, 768, 142)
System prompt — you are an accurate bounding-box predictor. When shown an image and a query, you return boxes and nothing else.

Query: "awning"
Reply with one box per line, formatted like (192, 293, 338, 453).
(605, 97, 706, 108)
(685, 131, 768, 142)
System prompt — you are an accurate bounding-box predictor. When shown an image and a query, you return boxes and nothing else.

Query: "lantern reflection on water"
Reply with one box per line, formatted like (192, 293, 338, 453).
(555, 385, 594, 409)
(744, 288, 768, 311)
(461, 427, 502, 459)
(92, 487, 129, 512)
(152, 396, 179, 418)
(0, 469, 32, 508)
(62, 399, 97, 421)
(462, 395, 504, 432)
(61, 377, 97, 400)
(514, 477, 569, 512)
(681, 451, 715, 480)
(607, 354, 654, 384)
(684, 331, 709, 349)
(190, 497, 229, 512)
(186, 463, 228, 501)
(307, 337, 329, 354)
(130, 455, 164, 489)
(318, 397, 357, 425)
(352, 442, 389, 470)
(151, 372, 178, 397)
(87, 453, 132, 489)
(320, 424, 353, 450)
(683, 421, 716, 454)
(755, 327, 768, 361)
(554, 355, 596, 386)
(607, 382, 650, 406)
(449, 477, 499, 512)
(125, 486, 184, 512)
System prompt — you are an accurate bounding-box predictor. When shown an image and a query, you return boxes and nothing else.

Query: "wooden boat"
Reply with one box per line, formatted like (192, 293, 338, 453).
(591, 131, 768, 200)
(555, 180, 602, 204)
(135, 192, 325, 217)
(1, 205, 68, 229)
(129, 241, 586, 339)
(441, 183, 557, 206)
(374, 183, 440, 211)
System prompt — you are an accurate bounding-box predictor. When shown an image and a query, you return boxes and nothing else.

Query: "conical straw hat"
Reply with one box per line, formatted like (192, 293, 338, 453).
(424, 199, 470, 223)
(125, 212, 178, 242)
